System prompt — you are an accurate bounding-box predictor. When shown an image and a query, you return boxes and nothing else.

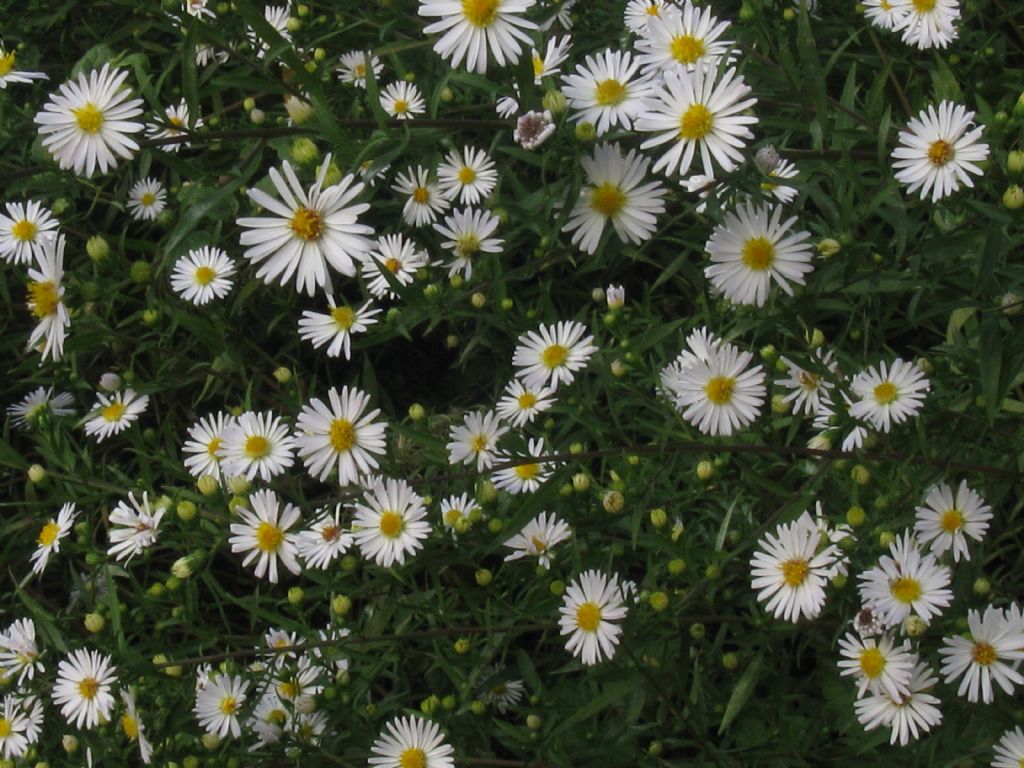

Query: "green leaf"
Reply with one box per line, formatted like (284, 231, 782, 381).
(719, 653, 763, 734)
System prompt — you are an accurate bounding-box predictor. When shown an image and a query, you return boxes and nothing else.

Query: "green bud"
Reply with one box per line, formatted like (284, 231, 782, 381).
(249, 108, 266, 125)
(440, 86, 455, 102)
(288, 587, 304, 605)
(974, 577, 991, 595)
(846, 506, 866, 527)
(1004, 185, 1024, 210)
(817, 238, 841, 258)
(84, 612, 106, 633)
(475, 569, 492, 587)
(471, 292, 487, 308)
(227, 475, 251, 495)
(668, 558, 686, 576)
(904, 615, 927, 637)
(331, 595, 352, 616)
(575, 121, 596, 142)
(285, 16, 301, 32)
(86, 235, 110, 262)
(197, 474, 219, 496)
(649, 591, 669, 611)
(291, 137, 320, 165)
(453, 638, 471, 655)
(603, 490, 625, 514)
(851, 464, 870, 486)
(470, 700, 486, 715)
(478, 480, 498, 504)
(696, 460, 715, 480)
(879, 531, 896, 548)
(500, 297, 514, 311)
(242, 97, 256, 111)
(27, 464, 46, 484)
(487, 518, 504, 534)
(273, 367, 292, 384)
(722, 652, 739, 670)
(549, 579, 565, 596)
(541, 89, 567, 115)
(177, 500, 198, 521)
(1008, 150, 1024, 176)
(689, 622, 706, 640)
(705, 564, 721, 580)
(526, 714, 542, 731)
(130, 260, 152, 284)
(650, 508, 668, 528)
(572, 473, 591, 493)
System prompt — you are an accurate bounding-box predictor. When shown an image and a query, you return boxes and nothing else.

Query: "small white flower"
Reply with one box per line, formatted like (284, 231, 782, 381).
(170, 246, 236, 305)
(194, 672, 248, 738)
(0, 44, 46, 89)
(853, 660, 942, 746)
(368, 714, 455, 768)
(634, 1, 735, 76)
(228, 489, 302, 583)
(433, 206, 504, 279)
(146, 99, 203, 151)
(439, 492, 480, 531)
(437, 146, 498, 205)
(889, 0, 959, 48)
(30, 503, 77, 576)
(418, 0, 537, 75)
(380, 81, 425, 119)
(219, 410, 295, 482)
(294, 386, 388, 485)
(297, 505, 354, 569)
(182, 412, 235, 482)
(513, 109, 556, 150)
(246, 5, 292, 58)
(107, 492, 168, 563)
(337, 50, 383, 88)
(83, 389, 150, 442)
(512, 320, 597, 390)
(849, 358, 930, 433)
(25, 233, 70, 364)
(6, 386, 74, 429)
(392, 166, 450, 227)
(559, 569, 628, 665)
(362, 234, 430, 298)
(562, 49, 655, 136)
(913, 480, 992, 562)
(0, 695, 30, 760)
(119, 689, 154, 764)
(52, 649, 117, 730)
(352, 477, 431, 567)
(495, 379, 557, 427)
(939, 604, 1024, 704)
(503, 511, 571, 569)
(777, 348, 838, 417)
(491, 437, 554, 494)
(0, 200, 58, 265)
(298, 296, 381, 359)
(0, 618, 45, 684)
(993, 726, 1024, 768)
(837, 631, 915, 700)
(447, 410, 508, 471)
(857, 531, 952, 628)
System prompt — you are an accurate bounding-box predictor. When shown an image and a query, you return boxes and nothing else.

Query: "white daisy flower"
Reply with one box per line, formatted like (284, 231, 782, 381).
(994, 727, 1024, 768)
(561, 49, 655, 136)
(433, 206, 504, 279)
(0, 45, 46, 88)
(107, 492, 168, 563)
(512, 320, 597, 390)
(496, 94, 520, 118)
(183, 0, 215, 18)
(777, 349, 838, 417)
(146, 99, 203, 151)
(749, 510, 839, 623)
(194, 672, 248, 738)
(559, 569, 628, 665)
(126, 178, 167, 222)
(352, 477, 431, 567)
(18, 697, 42, 746)
(294, 386, 388, 485)
(863, 0, 908, 29)
(83, 388, 150, 442)
(491, 437, 554, 494)
(758, 156, 800, 205)
(482, 677, 526, 713)
(563, 142, 668, 255)
(219, 410, 295, 482)
(33, 64, 144, 177)
(539, 0, 575, 30)
(634, 2, 734, 75)
(837, 631, 915, 700)
(368, 714, 454, 768)
(0, 618, 44, 684)
(7, 386, 74, 429)
(659, 331, 766, 437)
(446, 410, 508, 471)
(170, 246, 236, 305)
(704, 201, 815, 306)
(495, 378, 556, 427)
(418, 0, 537, 75)
(380, 81, 425, 119)
(531, 35, 571, 83)
(513, 109, 556, 150)
(853, 660, 942, 746)
(853, 606, 885, 638)
(624, 0, 670, 32)
(0, 201, 59, 264)
(890, 0, 959, 48)
(237, 153, 375, 296)
(119, 689, 154, 764)
(272, 657, 322, 713)
(297, 296, 381, 359)
(362, 234, 429, 298)
(52, 649, 117, 730)
(503, 511, 572, 569)
(195, 43, 229, 67)
(30, 502, 77, 576)
(913, 480, 992, 562)
(393, 166, 450, 227)
(857, 531, 952, 628)
(297, 505, 354, 569)
(248, 692, 287, 747)
(439, 492, 480, 531)
(25, 233, 69, 364)
(247, 5, 292, 58)
(848, 358, 930, 433)
(891, 101, 988, 202)
(606, 285, 625, 309)
(636, 66, 757, 178)
(337, 50, 383, 88)
(938, 605, 1024, 704)
(183, 412, 235, 482)
(437, 146, 498, 206)
(228, 489, 302, 583)
(0, 695, 29, 760)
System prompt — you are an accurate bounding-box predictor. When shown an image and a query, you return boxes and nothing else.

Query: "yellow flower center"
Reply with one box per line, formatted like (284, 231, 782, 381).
(859, 647, 885, 678)
(541, 344, 568, 369)
(0, 718, 10, 738)
(514, 463, 540, 480)
(670, 34, 706, 65)
(445, 508, 463, 525)
(28, 280, 59, 318)
(471, 434, 489, 453)
(73, 102, 105, 134)
(355, 63, 366, 78)
(704, 375, 735, 405)
(385, 257, 401, 273)
(38, 520, 60, 547)
(11, 219, 37, 242)
(379, 511, 404, 538)
(194, 266, 216, 285)
(121, 713, 139, 740)
(741, 236, 776, 271)
(278, 680, 298, 699)
(412, 186, 430, 204)
(289, 207, 322, 241)
(890, 577, 922, 604)
(102, 402, 127, 422)
(256, 521, 284, 552)
(678, 103, 713, 140)
(140, 192, 157, 206)
(267, 708, 287, 724)
(331, 305, 356, 330)
(461, 0, 500, 26)
(244, 435, 271, 458)
(329, 418, 356, 452)
(927, 139, 954, 166)
(457, 166, 477, 185)
(971, 641, 998, 666)
(530, 535, 547, 553)
(594, 78, 627, 107)
(219, 696, 238, 715)
(880, 0, 891, 8)
(781, 557, 809, 587)
(170, 115, 186, 128)
(799, 371, 820, 391)
(78, 677, 100, 700)
(940, 508, 963, 532)
(576, 601, 602, 632)
(206, 437, 222, 458)
(590, 182, 627, 218)
(456, 233, 480, 258)
(517, 392, 537, 409)
(873, 381, 898, 405)
(532, 54, 544, 77)
(912, 0, 936, 11)
(0, 50, 16, 77)
(399, 748, 427, 768)
(392, 99, 409, 114)
(321, 524, 340, 542)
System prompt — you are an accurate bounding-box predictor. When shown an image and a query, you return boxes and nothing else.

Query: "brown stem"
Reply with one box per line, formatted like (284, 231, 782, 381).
(867, 28, 913, 119)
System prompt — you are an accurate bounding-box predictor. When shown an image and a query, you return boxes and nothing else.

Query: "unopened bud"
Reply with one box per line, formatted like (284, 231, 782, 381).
(408, 403, 426, 421)
(542, 89, 567, 115)
(696, 460, 715, 480)
(650, 507, 668, 528)
(86, 235, 110, 262)
(84, 612, 105, 633)
(197, 475, 219, 496)
(603, 490, 625, 514)
(1004, 185, 1024, 210)
(27, 464, 46, 484)
(572, 473, 590, 493)
(227, 475, 250, 495)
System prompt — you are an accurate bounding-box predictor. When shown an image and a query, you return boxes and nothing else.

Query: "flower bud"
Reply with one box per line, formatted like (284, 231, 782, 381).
(287, 587, 304, 605)
(475, 568, 492, 586)
(526, 714, 543, 731)
(453, 638, 471, 655)
(903, 615, 927, 637)
(470, 292, 487, 308)
(649, 507, 668, 528)
(668, 558, 686, 576)
(696, 460, 715, 480)
(722, 652, 739, 670)
(879, 531, 895, 548)
(689, 622, 706, 640)
(176, 500, 197, 522)
(201, 733, 222, 750)
(549, 579, 565, 596)
(27, 464, 46, 484)
(851, 464, 870, 485)
(291, 137, 320, 165)
(249, 108, 266, 125)
(1004, 185, 1024, 210)
(331, 595, 352, 616)
(477, 480, 498, 504)
(1008, 150, 1024, 176)
(470, 700, 486, 715)
(973, 576, 991, 595)
(572, 473, 591, 493)
(284, 94, 315, 124)
(808, 328, 825, 348)
(242, 97, 256, 111)
(610, 359, 628, 378)
(603, 490, 625, 514)
(227, 475, 251, 495)
(648, 591, 669, 611)
(86, 234, 110, 262)
(846, 505, 866, 527)
(197, 475, 219, 496)
(84, 612, 105, 633)
(807, 434, 831, 453)
(62, 735, 79, 755)
(408, 403, 426, 421)
(130, 260, 152, 284)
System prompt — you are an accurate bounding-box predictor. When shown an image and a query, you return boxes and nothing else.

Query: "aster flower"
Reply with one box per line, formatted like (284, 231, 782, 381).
(30, 502, 77, 576)
(913, 480, 992, 562)
(837, 631, 915, 700)
(418, 0, 537, 75)
(513, 110, 556, 150)
(52, 649, 117, 729)
(439, 493, 480, 531)
(512, 320, 597, 390)
(491, 437, 554, 494)
(636, 66, 757, 178)
(863, 0, 908, 30)
(195, 672, 248, 738)
(848, 358, 930, 433)
(0, 44, 46, 88)
(853, 659, 942, 746)
(531, 35, 571, 83)
(0, 201, 58, 264)
(563, 142, 668, 255)
(107, 492, 168, 563)
(891, 101, 988, 202)
(293, 386, 388, 484)
(196, 43, 229, 67)
(362, 234, 430, 298)
(297, 505, 354, 569)
(437, 146, 498, 205)
(83, 389, 150, 442)
(182, 412, 235, 482)
(562, 49, 655, 136)
(25, 233, 69, 364)
(433, 206, 504, 279)
(447, 410, 508, 471)
(938, 605, 1024, 704)
(297, 296, 381, 359)
(247, 5, 292, 58)
(7, 386, 74, 429)
(352, 477, 430, 567)
(126, 178, 167, 222)
(559, 570, 628, 665)
(624, 0, 670, 32)
(337, 50, 383, 88)
(369, 714, 454, 768)
(228, 489, 302, 582)
(777, 349, 838, 417)
(503, 511, 572, 569)
(890, 0, 959, 48)
(237, 154, 375, 295)
(33, 64, 144, 177)
(146, 99, 203, 151)
(119, 689, 153, 764)
(393, 166, 450, 227)
(757, 155, 800, 205)
(0, 619, 45, 684)
(183, 0, 215, 18)
(218, 410, 296, 482)
(482, 676, 526, 713)
(994, 727, 1024, 768)
(170, 246, 236, 305)
(495, 378, 557, 427)
(857, 531, 952, 628)
(749, 510, 839, 622)
(0, 695, 30, 760)
(634, 2, 734, 75)
(380, 81, 425, 119)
